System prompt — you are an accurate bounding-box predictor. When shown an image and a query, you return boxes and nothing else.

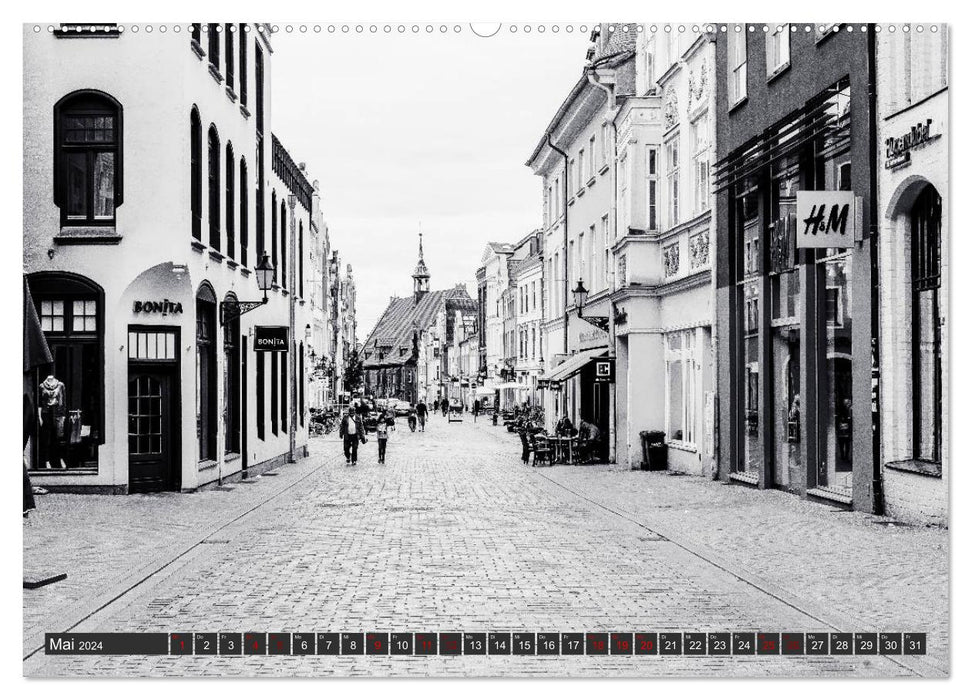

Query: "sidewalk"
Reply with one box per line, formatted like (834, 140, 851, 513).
(535, 461, 949, 673)
(22, 439, 343, 656)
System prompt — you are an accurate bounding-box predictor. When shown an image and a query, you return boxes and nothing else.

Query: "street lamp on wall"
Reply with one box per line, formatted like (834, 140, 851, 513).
(220, 252, 275, 325)
(572, 278, 610, 332)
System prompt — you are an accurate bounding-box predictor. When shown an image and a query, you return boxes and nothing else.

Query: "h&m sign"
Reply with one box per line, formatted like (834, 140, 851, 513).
(254, 326, 289, 352)
(795, 191, 863, 249)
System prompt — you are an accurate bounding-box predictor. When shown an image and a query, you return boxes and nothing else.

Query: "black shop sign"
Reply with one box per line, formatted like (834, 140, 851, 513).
(254, 326, 289, 352)
(593, 359, 615, 384)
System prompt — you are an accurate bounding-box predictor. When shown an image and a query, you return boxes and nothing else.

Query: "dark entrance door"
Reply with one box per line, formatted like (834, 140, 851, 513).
(128, 369, 177, 492)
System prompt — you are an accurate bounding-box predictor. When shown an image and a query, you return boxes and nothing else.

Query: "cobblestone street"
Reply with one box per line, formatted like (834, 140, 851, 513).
(23, 416, 947, 678)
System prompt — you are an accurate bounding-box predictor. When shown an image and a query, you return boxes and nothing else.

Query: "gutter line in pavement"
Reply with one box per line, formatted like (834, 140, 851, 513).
(23, 457, 333, 662)
(530, 469, 943, 678)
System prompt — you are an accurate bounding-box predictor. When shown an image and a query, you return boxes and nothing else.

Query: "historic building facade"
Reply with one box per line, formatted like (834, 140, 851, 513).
(714, 25, 878, 510)
(527, 26, 638, 451)
(515, 232, 545, 406)
(361, 236, 475, 404)
(24, 24, 320, 493)
(608, 28, 718, 474)
(875, 27, 948, 526)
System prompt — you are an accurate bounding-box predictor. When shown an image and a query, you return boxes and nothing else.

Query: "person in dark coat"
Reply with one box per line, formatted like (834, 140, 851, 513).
(416, 400, 428, 432)
(339, 408, 367, 465)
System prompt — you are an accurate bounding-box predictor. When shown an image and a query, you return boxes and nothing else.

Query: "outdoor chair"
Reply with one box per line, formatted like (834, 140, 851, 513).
(532, 434, 552, 467)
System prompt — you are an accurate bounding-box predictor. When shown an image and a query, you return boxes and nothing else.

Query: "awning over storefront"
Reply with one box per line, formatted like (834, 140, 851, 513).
(543, 348, 608, 383)
(494, 382, 530, 391)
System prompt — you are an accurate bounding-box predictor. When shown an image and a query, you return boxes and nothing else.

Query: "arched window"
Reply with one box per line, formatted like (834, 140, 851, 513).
(27, 272, 105, 473)
(190, 107, 201, 239)
(54, 90, 123, 226)
(280, 200, 288, 289)
(225, 142, 235, 259)
(196, 282, 218, 461)
(207, 125, 220, 250)
(239, 157, 248, 266)
(912, 184, 943, 463)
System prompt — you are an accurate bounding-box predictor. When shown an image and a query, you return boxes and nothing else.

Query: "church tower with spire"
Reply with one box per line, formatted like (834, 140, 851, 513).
(412, 228, 430, 304)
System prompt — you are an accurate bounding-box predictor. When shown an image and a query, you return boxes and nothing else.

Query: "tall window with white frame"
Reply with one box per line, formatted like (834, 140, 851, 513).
(646, 146, 658, 230)
(207, 24, 220, 74)
(55, 91, 122, 228)
(601, 214, 610, 292)
(691, 112, 710, 215)
(225, 142, 235, 259)
(207, 125, 220, 250)
(728, 27, 747, 106)
(766, 24, 790, 76)
(588, 135, 596, 178)
(238, 24, 248, 108)
(578, 149, 585, 188)
(600, 123, 609, 168)
(239, 157, 248, 265)
(618, 151, 629, 237)
(224, 24, 234, 92)
(190, 108, 201, 239)
(665, 329, 698, 446)
(666, 135, 680, 228)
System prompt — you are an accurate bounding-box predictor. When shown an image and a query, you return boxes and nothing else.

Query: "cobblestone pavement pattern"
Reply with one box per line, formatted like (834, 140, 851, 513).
(23, 415, 948, 677)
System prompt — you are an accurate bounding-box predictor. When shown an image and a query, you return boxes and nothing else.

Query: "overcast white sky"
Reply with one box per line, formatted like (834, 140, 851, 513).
(271, 26, 590, 335)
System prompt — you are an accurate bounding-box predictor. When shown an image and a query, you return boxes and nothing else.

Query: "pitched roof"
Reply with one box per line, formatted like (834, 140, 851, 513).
(362, 286, 474, 368)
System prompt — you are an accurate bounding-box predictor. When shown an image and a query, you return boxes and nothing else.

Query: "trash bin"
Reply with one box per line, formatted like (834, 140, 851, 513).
(639, 430, 668, 471)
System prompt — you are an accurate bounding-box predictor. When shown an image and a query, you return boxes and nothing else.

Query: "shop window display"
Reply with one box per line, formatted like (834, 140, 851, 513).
(28, 275, 103, 473)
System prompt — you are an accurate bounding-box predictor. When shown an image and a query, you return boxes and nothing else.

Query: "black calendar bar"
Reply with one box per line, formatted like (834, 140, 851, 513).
(42, 632, 929, 656)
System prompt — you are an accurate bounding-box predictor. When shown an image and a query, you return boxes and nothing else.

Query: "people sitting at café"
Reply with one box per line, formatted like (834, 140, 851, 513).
(555, 415, 576, 437)
(577, 416, 603, 462)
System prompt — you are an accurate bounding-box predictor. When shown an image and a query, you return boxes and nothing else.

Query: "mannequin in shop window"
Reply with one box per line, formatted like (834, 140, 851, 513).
(38, 373, 67, 469)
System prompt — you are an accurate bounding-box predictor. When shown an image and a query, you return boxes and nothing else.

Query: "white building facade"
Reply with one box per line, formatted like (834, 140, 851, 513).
(876, 27, 948, 526)
(611, 29, 718, 474)
(24, 24, 316, 493)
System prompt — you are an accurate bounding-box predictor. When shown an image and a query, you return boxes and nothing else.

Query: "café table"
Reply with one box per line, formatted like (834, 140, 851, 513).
(548, 436, 576, 465)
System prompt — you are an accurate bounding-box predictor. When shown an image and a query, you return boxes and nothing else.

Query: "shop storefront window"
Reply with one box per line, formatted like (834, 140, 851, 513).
(29, 274, 104, 473)
(769, 153, 802, 488)
(734, 175, 762, 476)
(665, 329, 699, 446)
(814, 83, 854, 495)
(911, 185, 942, 463)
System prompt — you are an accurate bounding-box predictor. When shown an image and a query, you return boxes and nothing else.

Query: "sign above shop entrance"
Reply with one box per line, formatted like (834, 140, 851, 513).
(885, 118, 940, 170)
(133, 299, 183, 315)
(593, 359, 615, 384)
(796, 191, 863, 248)
(254, 326, 289, 352)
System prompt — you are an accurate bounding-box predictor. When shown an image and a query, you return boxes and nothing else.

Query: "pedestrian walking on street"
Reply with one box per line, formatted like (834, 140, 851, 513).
(416, 400, 428, 432)
(339, 408, 367, 466)
(472, 398, 480, 422)
(375, 418, 389, 464)
(442, 399, 448, 418)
